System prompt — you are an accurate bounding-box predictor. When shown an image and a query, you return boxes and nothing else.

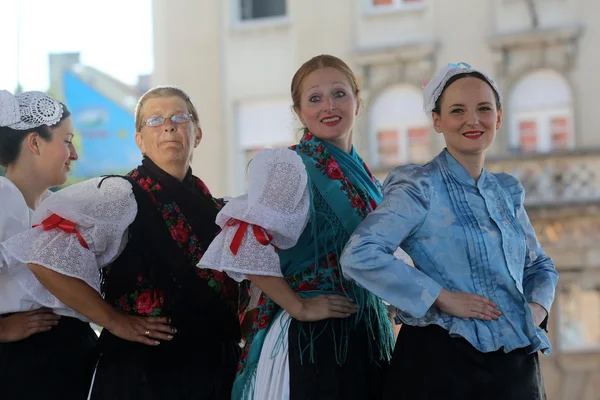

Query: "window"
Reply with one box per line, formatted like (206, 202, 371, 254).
(510, 69, 574, 153)
(514, 111, 573, 153)
(377, 130, 401, 167)
(518, 120, 538, 153)
(368, 0, 424, 12)
(407, 127, 431, 162)
(236, 99, 295, 192)
(550, 116, 570, 150)
(558, 281, 600, 351)
(375, 127, 430, 167)
(239, 0, 286, 21)
(370, 85, 431, 167)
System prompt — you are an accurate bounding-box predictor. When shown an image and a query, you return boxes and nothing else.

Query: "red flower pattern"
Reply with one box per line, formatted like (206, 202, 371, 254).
(195, 178, 212, 197)
(257, 316, 268, 329)
(298, 281, 318, 291)
(116, 167, 241, 319)
(351, 195, 367, 210)
(171, 224, 189, 243)
(369, 199, 378, 211)
(291, 131, 380, 219)
(135, 291, 153, 314)
(325, 159, 344, 180)
(238, 133, 381, 376)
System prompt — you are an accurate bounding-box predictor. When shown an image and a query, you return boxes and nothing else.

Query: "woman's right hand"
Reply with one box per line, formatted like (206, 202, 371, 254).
(0, 308, 61, 343)
(107, 313, 177, 346)
(434, 289, 502, 321)
(292, 295, 358, 322)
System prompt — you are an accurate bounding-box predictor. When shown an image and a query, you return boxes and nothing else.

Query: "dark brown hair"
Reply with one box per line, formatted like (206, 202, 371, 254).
(433, 72, 501, 114)
(0, 103, 71, 167)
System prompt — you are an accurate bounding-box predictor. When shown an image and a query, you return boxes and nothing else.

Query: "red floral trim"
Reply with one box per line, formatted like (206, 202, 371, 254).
(294, 131, 378, 218)
(124, 168, 240, 316)
(115, 274, 165, 316)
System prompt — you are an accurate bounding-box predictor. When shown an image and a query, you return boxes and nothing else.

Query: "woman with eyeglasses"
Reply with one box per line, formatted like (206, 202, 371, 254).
(1, 86, 243, 399)
(0, 90, 96, 399)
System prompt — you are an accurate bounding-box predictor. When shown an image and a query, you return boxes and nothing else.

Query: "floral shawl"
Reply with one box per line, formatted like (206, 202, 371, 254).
(232, 132, 394, 399)
(101, 157, 244, 341)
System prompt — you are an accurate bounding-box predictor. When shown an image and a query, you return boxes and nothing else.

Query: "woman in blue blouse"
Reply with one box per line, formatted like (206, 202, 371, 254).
(340, 62, 558, 400)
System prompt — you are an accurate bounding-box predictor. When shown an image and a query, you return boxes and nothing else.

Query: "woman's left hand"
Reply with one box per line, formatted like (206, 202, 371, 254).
(528, 302, 547, 327)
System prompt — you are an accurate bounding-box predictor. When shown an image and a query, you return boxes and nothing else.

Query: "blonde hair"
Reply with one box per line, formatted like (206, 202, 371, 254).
(134, 86, 201, 132)
(291, 54, 362, 110)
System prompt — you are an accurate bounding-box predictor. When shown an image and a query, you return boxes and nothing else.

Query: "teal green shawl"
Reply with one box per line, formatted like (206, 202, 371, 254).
(232, 132, 394, 399)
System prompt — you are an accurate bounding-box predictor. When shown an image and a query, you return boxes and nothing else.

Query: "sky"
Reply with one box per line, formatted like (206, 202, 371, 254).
(0, 0, 153, 92)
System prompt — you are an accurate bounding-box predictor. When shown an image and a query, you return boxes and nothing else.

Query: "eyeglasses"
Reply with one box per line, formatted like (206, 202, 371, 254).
(143, 113, 193, 127)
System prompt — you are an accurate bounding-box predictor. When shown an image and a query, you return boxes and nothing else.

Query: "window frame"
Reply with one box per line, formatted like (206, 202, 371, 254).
(364, 0, 426, 15)
(232, 0, 289, 28)
(235, 98, 296, 193)
(372, 124, 431, 167)
(511, 108, 574, 153)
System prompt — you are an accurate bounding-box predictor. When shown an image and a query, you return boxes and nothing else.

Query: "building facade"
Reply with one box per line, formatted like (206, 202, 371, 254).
(152, 1, 600, 398)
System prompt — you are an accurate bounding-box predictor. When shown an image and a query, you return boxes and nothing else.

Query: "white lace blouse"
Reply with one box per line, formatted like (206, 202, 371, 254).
(0, 177, 138, 321)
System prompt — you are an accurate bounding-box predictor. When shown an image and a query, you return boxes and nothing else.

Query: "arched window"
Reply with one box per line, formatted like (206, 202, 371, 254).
(510, 70, 574, 153)
(370, 85, 431, 167)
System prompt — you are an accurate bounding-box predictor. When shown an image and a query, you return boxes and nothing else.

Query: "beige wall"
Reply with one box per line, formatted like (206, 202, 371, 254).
(153, 2, 600, 398)
(153, 0, 598, 197)
(152, 0, 226, 195)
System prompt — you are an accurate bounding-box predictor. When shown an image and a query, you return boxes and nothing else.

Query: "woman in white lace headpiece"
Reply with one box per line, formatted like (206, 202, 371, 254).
(0, 90, 95, 399)
(0, 86, 246, 399)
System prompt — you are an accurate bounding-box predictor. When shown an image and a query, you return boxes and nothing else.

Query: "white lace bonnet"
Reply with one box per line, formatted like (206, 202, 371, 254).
(198, 148, 310, 282)
(422, 62, 502, 119)
(0, 90, 64, 130)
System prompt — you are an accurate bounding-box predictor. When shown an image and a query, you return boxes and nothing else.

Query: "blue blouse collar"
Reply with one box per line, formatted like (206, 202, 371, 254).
(438, 149, 488, 187)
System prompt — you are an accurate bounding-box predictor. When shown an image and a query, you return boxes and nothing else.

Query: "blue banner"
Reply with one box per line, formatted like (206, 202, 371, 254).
(63, 71, 141, 178)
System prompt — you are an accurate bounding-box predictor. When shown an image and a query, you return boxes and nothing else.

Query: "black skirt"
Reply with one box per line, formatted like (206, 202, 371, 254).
(0, 315, 97, 400)
(288, 318, 390, 400)
(89, 329, 240, 400)
(383, 324, 546, 400)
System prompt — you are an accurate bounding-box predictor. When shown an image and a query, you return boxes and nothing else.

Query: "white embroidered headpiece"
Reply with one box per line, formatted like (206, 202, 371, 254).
(422, 62, 502, 119)
(0, 90, 64, 130)
(198, 148, 310, 282)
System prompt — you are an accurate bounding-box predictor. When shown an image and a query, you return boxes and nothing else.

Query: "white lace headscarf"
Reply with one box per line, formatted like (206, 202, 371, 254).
(198, 148, 310, 282)
(422, 62, 502, 119)
(0, 90, 64, 130)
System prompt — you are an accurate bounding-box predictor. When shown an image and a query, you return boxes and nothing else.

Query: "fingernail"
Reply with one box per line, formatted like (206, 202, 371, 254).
(172, 328, 177, 333)
(155, 341, 160, 345)
(167, 335, 173, 340)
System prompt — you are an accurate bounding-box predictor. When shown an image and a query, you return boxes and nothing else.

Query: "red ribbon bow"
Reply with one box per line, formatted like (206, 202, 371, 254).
(226, 219, 274, 256)
(33, 213, 89, 249)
